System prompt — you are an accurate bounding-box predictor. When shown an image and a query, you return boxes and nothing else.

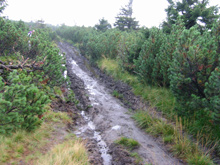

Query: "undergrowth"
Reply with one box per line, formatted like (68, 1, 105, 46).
(98, 58, 218, 164)
(133, 111, 214, 164)
(115, 137, 142, 164)
(0, 108, 89, 164)
(36, 139, 89, 165)
(115, 137, 139, 151)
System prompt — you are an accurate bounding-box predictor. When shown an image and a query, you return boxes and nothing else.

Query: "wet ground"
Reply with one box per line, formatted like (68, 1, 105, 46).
(58, 42, 183, 165)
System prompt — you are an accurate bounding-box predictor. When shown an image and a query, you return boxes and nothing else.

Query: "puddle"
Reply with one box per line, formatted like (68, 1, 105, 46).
(78, 109, 112, 165)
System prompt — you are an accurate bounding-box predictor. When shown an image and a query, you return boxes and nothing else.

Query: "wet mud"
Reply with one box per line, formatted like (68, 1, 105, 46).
(58, 42, 183, 165)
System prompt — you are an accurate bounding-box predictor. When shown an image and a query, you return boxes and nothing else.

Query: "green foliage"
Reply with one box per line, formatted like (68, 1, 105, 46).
(0, 18, 70, 134)
(132, 111, 154, 129)
(42, 46, 66, 87)
(0, 18, 25, 56)
(135, 27, 167, 85)
(66, 90, 79, 104)
(112, 90, 123, 99)
(114, 0, 139, 31)
(95, 18, 112, 32)
(56, 25, 94, 45)
(157, 18, 185, 86)
(0, 71, 50, 134)
(163, 0, 219, 33)
(169, 25, 220, 124)
(117, 31, 145, 72)
(86, 29, 121, 63)
(0, 0, 6, 14)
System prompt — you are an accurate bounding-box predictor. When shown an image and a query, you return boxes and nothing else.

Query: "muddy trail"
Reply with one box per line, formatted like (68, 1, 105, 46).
(58, 42, 183, 165)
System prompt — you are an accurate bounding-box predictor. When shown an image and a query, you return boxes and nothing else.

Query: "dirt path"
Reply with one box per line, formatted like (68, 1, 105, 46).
(58, 42, 182, 165)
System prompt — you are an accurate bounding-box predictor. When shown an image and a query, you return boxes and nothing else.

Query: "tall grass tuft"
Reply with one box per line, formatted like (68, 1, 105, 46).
(36, 140, 89, 165)
(115, 137, 139, 151)
(0, 109, 88, 164)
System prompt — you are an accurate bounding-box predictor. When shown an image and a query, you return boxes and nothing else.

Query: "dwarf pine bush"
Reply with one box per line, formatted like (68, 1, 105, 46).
(156, 19, 185, 87)
(135, 27, 166, 85)
(169, 25, 220, 124)
(0, 71, 50, 134)
(0, 18, 68, 134)
(117, 31, 145, 72)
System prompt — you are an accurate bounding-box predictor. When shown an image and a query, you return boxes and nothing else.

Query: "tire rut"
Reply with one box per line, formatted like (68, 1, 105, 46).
(58, 42, 183, 165)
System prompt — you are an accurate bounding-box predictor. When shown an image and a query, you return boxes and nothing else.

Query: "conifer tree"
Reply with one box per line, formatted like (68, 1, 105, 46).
(114, 0, 139, 31)
(163, 0, 219, 33)
(0, 0, 6, 14)
(95, 18, 112, 32)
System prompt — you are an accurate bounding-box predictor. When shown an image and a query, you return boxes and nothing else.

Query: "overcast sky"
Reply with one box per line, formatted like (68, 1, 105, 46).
(2, 0, 220, 28)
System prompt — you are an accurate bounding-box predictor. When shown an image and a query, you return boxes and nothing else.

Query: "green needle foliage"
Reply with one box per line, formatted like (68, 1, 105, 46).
(169, 24, 220, 124)
(0, 8, 69, 134)
(114, 0, 139, 31)
(157, 18, 185, 87)
(0, 71, 50, 134)
(162, 0, 219, 33)
(117, 31, 145, 72)
(135, 27, 166, 85)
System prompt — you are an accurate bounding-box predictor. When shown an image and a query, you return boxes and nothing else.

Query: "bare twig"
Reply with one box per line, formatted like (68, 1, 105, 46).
(0, 64, 12, 71)
(21, 58, 29, 67)
(0, 64, 42, 71)
(0, 60, 6, 65)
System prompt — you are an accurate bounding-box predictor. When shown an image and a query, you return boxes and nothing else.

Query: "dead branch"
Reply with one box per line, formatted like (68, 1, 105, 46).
(0, 64, 43, 71)
(0, 60, 6, 65)
(0, 56, 47, 73)
(0, 64, 12, 71)
(21, 58, 29, 67)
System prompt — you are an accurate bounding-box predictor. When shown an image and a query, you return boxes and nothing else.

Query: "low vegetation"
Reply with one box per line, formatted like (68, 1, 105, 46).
(0, 4, 89, 164)
(133, 111, 214, 164)
(1, 0, 220, 163)
(36, 139, 89, 165)
(100, 58, 217, 164)
(0, 109, 89, 164)
(115, 137, 139, 151)
(115, 137, 142, 164)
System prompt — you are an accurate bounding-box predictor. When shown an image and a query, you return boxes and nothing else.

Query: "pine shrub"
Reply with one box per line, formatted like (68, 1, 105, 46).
(134, 27, 166, 85)
(157, 19, 185, 86)
(169, 25, 220, 124)
(117, 31, 145, 72)
(0, 71, 50, 134)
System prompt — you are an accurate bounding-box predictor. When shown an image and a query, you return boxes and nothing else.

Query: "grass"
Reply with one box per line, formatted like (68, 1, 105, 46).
(0, 107, 89, 164)
(115, 137, 139, 151)
(98, 58, 176, 118)
(98, 58, 217, 164)
(112, 90, 123, 99)
(115, 137, 142, 164)
(133, 111, 214, 164)
(36, 139, 89, 165)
